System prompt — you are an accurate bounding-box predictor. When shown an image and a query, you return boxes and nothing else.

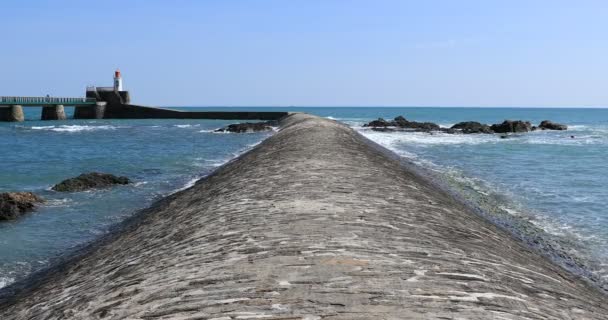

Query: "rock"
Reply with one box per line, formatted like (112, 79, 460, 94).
(392, 116, 441, 131)
(215, 121, 275, 133)
(363, 118, 392, 127)
(52, 173, 131, 192)
(440, 128, 457, 134)
(490, 120, 533, 133)
(370, 127, 396, 132)
(400, 120, 441, 132)
(451, 121, 493, 134)
(0, 192, 44, 220)
(364, 116, 441, 132)
(538, 120, 567, 131)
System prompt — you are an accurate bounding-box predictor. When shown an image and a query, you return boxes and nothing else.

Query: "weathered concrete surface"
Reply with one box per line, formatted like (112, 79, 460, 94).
(41, 104, 67, 120)
(0, 105, 24, 122)
(106, 104, 289, 121)
(77, 89, 288, 120)
(74, 102, 106, 119)
(0, 114, 606, 319)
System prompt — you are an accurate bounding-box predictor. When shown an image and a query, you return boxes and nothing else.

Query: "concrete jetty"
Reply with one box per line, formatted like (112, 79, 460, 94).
(1, 114, 606, 319)
(0, 72, 287, 122)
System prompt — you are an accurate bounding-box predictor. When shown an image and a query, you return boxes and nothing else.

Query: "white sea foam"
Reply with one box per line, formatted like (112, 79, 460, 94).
(0, 276, 14, 289)
(173, 177, 200, 193)
(44, 198, 74, 207)
(358, 128, 497, 149)
(30, 125, 120, 132)
(174, 124, 200, 128)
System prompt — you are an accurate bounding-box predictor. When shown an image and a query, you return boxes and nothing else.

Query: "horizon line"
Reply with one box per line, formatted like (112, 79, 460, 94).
(157, 105, 608, 109)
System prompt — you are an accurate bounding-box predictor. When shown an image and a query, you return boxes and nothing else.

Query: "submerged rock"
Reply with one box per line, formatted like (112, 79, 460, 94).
(52, 173, 131, 192)
(490, 120, 533, 133)
(0, 192, 44, 220)
(451, 121, 493, 134)
(215, 121, 275, 133)
(538, 120, 568, 131)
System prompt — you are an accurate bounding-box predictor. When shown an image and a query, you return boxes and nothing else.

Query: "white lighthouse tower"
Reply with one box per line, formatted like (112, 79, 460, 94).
(113, 69, 123, 91)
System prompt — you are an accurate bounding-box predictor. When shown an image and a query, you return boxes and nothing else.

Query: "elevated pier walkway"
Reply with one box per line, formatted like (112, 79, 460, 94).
(0, 93, 287, 122)
(0, 96, 101, 121)
(0, 114, 606, 319)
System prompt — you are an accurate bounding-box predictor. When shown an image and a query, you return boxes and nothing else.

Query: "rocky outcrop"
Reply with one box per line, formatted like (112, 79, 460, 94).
(490, 120, 533, 133)
(0, 192, 44, 220)
(539, 120, 568, 131)
(364, 116, 440, 132)
(365, 116, 567, 136)
(52, 173, 130, 192)
(364, 118, 392, 127)
(451, 121, 493, 134)
(215, 121, 275, 133)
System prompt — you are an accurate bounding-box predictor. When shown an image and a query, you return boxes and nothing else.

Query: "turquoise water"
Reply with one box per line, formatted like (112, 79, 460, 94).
(0, 107, 273, 287)
(1, 106, 607, 292)
(305, 107, 608, 290)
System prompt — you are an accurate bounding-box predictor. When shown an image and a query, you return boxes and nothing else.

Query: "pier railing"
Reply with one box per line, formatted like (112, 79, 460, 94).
(0, 96, 97, 106)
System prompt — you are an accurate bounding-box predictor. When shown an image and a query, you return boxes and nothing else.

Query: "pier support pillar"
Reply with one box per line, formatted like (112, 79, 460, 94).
(74, 102, 106, 119)
(0, 105, 24, 122)
(41, 105, 66, 121)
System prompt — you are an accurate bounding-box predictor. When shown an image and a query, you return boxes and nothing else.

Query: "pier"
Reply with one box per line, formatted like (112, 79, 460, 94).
(0, 114, 606, 319)
(0, 96, 102, 122)
(0, 71, 288, 122)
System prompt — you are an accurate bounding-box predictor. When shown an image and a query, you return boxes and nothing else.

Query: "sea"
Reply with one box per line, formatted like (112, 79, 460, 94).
(1, 106, 607, 292)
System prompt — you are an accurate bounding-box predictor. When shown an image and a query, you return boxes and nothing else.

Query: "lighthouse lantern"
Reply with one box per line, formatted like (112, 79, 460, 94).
(113, 69, 123, 91)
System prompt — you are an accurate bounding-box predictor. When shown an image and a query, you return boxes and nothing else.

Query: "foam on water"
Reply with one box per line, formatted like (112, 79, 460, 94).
(29, 125, 120, 132)
(353, 118, 608, 291)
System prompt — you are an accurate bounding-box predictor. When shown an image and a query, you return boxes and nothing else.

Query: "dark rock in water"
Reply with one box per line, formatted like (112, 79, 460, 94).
(451, 121, 493, 134)
(538, 120, 568, 131)
(52, 172, 131, 192)
(363, 118, 392, 127)
(392, 116, 441, 131)
(364, 116, 441, 132)
(215, 121, 275, 133)
(490, 120, 533, 133)
(0, 192, 44, 220)
(371, 127, 396, 132)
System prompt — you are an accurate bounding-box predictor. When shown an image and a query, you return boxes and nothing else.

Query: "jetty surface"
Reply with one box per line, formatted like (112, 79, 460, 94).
(1, 114, 606, 319)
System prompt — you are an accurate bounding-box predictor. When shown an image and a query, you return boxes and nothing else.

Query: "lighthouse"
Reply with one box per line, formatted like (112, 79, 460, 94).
(113, 69, 123, 91)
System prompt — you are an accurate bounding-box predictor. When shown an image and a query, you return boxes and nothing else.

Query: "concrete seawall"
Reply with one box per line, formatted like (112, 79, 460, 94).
(0, 114, 606, 319)
(75, 91, 289, 121)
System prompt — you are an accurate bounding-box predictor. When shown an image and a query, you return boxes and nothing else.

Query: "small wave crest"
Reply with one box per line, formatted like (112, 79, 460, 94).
(0, 276, 14, 289)
(29, 125, 120, 133)
(174, 124, 200, 128)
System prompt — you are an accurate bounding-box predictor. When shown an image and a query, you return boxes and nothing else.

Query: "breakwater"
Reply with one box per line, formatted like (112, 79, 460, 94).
(0, 114, 606, 319)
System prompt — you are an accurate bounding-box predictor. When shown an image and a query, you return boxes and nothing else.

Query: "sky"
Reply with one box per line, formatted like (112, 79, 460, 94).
(1, 0, 607, 107)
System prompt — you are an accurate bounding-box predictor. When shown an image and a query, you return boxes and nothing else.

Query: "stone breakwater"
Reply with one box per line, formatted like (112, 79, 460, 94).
(0, 114, 606, 319)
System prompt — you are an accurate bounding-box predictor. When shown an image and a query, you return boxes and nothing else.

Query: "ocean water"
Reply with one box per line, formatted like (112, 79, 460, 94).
(0, 107, 274, 288)
(1, 106, 607, 293)
(303, 106, 608, 291)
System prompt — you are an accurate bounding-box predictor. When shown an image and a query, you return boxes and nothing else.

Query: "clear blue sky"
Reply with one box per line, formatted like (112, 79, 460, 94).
(2, 0, 607, 107)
